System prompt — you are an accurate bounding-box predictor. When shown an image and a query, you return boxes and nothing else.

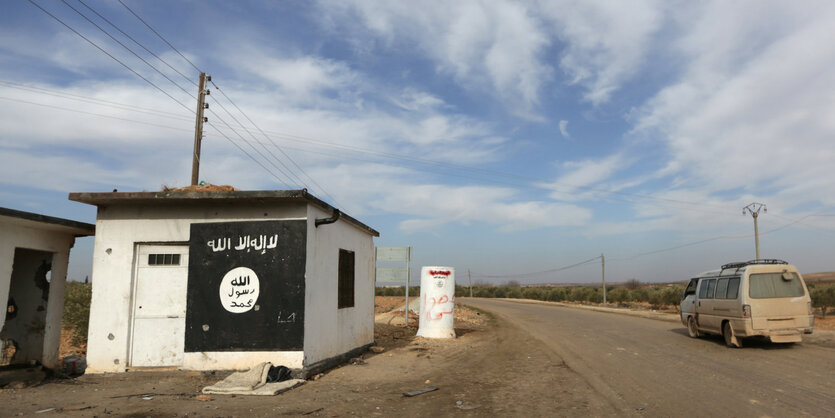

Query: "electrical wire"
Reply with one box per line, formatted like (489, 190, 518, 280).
(59, 0, 197, 101)
(8, 78, 833, 229)
(470, 255, 602, 279)
(209, 80, 343, 208)
(206, 93, 306, 188)
(0, 80, 192, 121)
(76, 0, 198, 87)
(0, 95, 192, 132)
(118, 0, 202, 74)
(116, 1, 342, 204)
(205, 120, 293, 188)
(27, 0, 194, 115)
(205, 118, 294, 187)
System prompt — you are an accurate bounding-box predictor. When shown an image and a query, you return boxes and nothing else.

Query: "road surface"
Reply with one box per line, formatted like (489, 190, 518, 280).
(463, 298, 835, 416)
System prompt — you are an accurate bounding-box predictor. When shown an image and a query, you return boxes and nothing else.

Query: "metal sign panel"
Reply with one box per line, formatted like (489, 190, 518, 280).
(376, 246, 411, 262)
(376, 267, 409, 283)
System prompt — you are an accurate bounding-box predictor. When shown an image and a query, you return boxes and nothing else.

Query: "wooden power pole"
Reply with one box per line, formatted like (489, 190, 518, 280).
(191, 72, 209, 185)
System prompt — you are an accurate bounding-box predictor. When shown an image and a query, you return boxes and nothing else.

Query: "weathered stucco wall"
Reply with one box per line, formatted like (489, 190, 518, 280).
(303, 205, 375, 367)
(86, 201, 306, 373)
(86, 200, 373, 373)
(0, 219, 75, 368)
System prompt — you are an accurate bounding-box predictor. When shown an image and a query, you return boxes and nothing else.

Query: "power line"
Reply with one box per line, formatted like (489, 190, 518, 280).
(8, 78, 832, 225)
(76, 0, 198, 87)
(209, 80, 343, 208)
(6, 77, 835, 228)
(114, 1, 341, 201)
(0, 80, 192, 121)
(470, 255, 602, 279)
(31, 0, 301, 190)
(59, 0, 197, 101)
(205, 90, 306, 187)
(205, 119, 294, 187)
(27, 0, 194, 115)
(0, 95, 192, 132)
(205, 120, 293, 188)
(118, 0, 202, 73)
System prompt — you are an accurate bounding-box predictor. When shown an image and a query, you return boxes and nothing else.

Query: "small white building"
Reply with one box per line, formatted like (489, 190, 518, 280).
(69, 189, 378, 375)
(0, 207, 94, 368)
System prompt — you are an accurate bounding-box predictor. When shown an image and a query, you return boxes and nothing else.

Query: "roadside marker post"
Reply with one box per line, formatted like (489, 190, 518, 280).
(375, 246, 412, 327)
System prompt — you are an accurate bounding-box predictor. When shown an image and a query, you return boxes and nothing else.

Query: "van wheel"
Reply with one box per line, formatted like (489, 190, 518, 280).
(687, 316, 700, 338)
(723, 322, 741, 348)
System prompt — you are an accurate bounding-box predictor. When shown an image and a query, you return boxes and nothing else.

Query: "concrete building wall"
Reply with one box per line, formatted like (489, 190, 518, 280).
(0, 220, 75, 368)
(86, 202, 310, 373)
(303, 205, 375, 366)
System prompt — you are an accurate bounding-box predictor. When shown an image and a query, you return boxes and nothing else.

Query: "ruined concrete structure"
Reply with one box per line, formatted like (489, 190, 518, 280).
(0, 207, 94, 368)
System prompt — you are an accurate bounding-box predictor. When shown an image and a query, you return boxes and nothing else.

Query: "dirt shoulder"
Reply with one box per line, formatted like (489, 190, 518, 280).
(1, 298, 613, 417)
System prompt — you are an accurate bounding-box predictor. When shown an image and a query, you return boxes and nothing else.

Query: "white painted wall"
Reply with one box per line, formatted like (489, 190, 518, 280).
(183, 351, 303, 371)
(303, 206, 375, 366)
(85, 201, 331, 373)
(0, 217, 77, 368)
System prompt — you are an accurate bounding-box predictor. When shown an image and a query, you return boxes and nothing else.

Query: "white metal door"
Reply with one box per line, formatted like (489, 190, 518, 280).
(130, 244, 189, 367)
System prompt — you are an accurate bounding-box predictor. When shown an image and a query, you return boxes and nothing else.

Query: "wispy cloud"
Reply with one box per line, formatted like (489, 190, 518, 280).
(632, 1, 835, 211)
(559, 120, 570, 139)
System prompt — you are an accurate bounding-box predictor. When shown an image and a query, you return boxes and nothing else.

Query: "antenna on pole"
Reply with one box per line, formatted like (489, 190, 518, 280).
(743, 202, 767, 261)
(191, 72, 210, 185)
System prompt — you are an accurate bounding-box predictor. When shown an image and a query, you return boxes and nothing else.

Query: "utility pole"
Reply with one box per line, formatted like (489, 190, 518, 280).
(191, 72, 210, 185)
(743, 202, 767, 260)
(468, 269, 473, 298)
(601, 253, 606, 305)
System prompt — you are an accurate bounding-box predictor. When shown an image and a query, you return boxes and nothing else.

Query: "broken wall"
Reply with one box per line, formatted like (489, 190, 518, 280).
(0, 218, 75, 368)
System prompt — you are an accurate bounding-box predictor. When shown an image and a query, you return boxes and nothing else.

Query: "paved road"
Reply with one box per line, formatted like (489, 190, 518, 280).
(463, 298, 835, 417)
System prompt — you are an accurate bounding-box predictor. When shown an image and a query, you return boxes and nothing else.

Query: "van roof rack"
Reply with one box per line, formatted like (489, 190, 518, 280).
(721, 259, 788, 270)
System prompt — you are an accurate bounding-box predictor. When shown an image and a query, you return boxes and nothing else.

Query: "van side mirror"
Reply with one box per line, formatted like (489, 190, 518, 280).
(782, 272, 795, 281)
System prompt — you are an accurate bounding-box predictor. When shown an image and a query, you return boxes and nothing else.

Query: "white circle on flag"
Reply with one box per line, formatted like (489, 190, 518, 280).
(219, 267, 260, 313)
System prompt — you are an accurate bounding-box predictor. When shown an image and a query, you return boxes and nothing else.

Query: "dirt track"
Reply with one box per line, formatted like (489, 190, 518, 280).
(0, 301, 613, 417)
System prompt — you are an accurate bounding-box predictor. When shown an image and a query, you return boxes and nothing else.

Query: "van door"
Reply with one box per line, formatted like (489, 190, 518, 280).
(711, 277, 741, 323)
(681, 278, 698, 324)
(696, 278, 719, 332)
(748, 271, 810, 331)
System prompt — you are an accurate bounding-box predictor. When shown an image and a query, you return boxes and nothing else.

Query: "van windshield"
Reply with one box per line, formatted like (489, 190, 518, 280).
(749, 273, 805, 299)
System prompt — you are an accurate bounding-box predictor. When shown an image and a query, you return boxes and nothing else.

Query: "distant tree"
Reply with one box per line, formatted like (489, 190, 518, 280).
(506, 280, 521, 288)
(811, 285, 835, 318)
(607, 287, 629, 305)
(630, 288, 650, 303)
(662, 286, 684, 313)
(507, 286, 523, 299)
(547, 287, 567, 302)
(647, 288, 665, 309)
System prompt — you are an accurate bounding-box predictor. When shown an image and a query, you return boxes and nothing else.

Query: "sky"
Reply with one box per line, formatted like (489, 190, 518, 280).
(2, 0, 835, 285)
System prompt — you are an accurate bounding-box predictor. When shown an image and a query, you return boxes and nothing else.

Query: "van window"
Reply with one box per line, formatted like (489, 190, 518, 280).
(749, 273, 805, 298)
(698, 279, 710, 298)
(684, 279, 698, 296)
(715, 278, 729, 299)
(704, 279, 716, 299)
(726, 277, 740, 299)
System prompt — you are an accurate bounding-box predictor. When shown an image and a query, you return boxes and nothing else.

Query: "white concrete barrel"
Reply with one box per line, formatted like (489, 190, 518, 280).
(416, 266, 456, 339)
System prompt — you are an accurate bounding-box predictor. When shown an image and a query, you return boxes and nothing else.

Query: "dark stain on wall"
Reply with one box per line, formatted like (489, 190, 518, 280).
(184, 220, 306, 352)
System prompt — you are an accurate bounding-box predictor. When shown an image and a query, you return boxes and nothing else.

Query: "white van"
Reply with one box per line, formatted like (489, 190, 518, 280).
(680, 260, 814, 347)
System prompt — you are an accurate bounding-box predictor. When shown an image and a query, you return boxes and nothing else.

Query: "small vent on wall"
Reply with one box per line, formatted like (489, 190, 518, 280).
(148, 254, 181, 266)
